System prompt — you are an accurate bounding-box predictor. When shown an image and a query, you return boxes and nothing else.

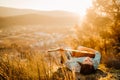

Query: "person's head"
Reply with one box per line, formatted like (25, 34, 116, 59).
(78, 57, 95, 75)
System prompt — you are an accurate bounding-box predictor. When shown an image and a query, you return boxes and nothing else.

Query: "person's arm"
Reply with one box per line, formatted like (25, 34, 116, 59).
(93, 51, 101, 69)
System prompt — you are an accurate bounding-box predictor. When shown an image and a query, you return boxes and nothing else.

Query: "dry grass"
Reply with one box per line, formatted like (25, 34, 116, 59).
(0, 37, 76, 80)
(0, 26, 120, 80)
(0, 42, 119, 80)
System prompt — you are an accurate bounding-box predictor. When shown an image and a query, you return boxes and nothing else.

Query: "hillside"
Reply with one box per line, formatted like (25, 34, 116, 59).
(0, 7, 79, 33)
(0, 6, 35, 17)
(0, 6, 79, 17)
(0, 13, 78, 26)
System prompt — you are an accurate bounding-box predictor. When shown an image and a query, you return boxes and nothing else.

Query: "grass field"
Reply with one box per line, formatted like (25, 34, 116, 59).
(0, 26, 120, 80)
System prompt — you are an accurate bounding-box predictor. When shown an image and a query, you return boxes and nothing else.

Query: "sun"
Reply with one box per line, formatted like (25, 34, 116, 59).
(70, 0, 92, 17)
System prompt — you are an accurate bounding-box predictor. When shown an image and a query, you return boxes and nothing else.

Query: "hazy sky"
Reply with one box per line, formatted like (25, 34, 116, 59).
(0, 0, 92, 16)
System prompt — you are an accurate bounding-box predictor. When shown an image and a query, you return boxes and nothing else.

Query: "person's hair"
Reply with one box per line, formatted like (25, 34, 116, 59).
(78, 62, 95, 75)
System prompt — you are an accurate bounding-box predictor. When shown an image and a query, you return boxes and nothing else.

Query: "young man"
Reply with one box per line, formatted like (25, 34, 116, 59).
(48, 46, 101, 75)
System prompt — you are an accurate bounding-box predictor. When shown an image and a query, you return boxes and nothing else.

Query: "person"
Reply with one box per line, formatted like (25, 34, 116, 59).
(48, 46, 101, 75)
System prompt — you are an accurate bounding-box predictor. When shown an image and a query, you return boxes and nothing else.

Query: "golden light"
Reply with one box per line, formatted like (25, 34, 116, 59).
(0, 0, 92, 17)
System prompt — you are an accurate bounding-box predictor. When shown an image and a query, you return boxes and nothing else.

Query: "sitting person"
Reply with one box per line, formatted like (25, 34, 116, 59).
(48, 46, 101, 75)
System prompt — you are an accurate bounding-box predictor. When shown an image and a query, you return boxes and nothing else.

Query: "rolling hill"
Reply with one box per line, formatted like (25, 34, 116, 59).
(0, 6, 80, 33)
